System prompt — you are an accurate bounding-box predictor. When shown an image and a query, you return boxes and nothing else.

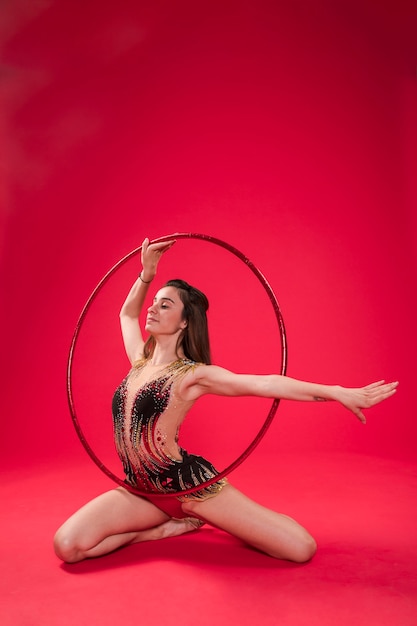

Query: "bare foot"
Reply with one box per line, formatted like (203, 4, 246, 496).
(133, 517, 204, 543)
(158, 517, 204, 538)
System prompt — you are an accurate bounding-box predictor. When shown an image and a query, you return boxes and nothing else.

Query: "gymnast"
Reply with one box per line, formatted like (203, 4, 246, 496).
(54, 238, 398, 564)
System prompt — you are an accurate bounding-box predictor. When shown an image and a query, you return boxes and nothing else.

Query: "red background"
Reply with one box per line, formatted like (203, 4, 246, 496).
(1, 0, 416, 479)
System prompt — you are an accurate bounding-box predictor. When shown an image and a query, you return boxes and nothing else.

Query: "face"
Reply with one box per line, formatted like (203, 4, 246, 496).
(145, 286, 187, 337)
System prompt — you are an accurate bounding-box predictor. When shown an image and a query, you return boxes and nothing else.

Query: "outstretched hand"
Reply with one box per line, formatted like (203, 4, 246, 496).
(337, 380, 399, 424)
(141, 237, 176, 281)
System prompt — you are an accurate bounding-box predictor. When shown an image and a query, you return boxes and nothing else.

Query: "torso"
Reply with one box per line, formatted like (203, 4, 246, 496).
(112, 359, 199, 489)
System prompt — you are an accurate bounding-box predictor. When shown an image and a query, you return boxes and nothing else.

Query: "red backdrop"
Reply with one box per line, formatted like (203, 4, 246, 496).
(1, 0, 416, 477)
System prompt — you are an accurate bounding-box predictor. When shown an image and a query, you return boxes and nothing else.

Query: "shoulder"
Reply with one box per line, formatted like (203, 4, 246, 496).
(178, 363, 238, 400)
(132, 358, 146, 370)
(165, 358, 205, 388)
(180, 362, 223, 382)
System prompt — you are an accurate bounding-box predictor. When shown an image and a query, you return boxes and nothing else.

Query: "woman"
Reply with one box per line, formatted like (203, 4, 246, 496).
(54, 238, 398, 564)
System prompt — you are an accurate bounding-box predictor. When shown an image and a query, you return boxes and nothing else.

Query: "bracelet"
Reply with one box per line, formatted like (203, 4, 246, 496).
(139, 272, 153, 284)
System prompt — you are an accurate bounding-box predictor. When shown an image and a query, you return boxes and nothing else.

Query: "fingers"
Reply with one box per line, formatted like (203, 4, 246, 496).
(151, 239, 176, 253)
(368, 381, 398, 405)
(380, 381, 399, 397)
(140, 237, 176, 278)
(142, 239, 176, 256)
(141, 238, 149, 266)
(364, 380, 385, 390)
(362, 381, 398, 402)
(365, 380, 399, 392)
(355, 409, 366, 424)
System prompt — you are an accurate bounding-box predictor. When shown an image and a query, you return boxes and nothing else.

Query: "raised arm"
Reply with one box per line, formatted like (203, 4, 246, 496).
(119, 237, 175, 364)
(182, 365, 398, 424)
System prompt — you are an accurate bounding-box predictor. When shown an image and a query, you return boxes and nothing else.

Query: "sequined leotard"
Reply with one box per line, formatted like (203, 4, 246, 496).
(112, 358, 227, 501)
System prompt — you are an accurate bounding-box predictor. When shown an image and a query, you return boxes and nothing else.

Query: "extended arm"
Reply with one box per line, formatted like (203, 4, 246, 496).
(184, 365, 398, 423)
(119, 237, 175, 364)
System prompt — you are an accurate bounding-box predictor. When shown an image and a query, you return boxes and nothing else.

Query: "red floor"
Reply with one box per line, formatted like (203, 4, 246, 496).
(2, 451, 416, 626)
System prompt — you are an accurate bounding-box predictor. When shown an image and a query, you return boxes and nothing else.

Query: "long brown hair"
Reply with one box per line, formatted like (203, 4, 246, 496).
(143, 279, 212, 364)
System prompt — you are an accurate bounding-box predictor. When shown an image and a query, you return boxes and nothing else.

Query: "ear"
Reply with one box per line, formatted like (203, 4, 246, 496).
(180, 319, 188, 330)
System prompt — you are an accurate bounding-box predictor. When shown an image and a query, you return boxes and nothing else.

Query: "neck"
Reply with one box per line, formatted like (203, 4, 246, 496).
(148, 343, 185, 367)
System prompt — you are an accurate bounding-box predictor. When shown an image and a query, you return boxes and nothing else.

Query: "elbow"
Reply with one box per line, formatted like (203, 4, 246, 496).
(119, 309, 135, 320)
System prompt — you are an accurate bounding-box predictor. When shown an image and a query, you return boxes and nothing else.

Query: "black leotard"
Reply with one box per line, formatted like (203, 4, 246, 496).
(112, 359, 227, 501)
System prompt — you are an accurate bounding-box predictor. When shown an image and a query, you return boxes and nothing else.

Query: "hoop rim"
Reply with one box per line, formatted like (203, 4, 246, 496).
(67, 232, 287, 497)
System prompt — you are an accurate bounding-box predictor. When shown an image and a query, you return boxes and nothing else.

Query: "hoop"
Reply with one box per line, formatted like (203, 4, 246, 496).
(67, 233, 287, 497)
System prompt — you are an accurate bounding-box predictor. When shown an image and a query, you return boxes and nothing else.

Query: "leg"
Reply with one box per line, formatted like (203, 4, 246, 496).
(54, 487, 201, 563)
(181, 484, 317, 563)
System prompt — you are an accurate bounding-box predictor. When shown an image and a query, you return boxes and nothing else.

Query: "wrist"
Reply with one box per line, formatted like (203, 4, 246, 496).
(139, 270, 154, 284)
(331, 385, 343, 402)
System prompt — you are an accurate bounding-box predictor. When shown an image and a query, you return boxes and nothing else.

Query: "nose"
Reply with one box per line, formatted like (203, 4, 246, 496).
(148, 303, 157, 314)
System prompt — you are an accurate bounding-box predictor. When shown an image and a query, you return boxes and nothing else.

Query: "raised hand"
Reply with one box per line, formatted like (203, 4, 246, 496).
(141, 237, 176, 282)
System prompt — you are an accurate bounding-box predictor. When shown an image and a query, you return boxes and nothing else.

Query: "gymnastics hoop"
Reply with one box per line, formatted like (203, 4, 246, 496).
(67, 233, 288, 497)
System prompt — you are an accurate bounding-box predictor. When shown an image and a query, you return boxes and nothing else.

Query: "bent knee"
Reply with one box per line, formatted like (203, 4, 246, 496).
(290, 535, 317, 563)
(268, 534, 317, 563)
(53, 528, 83, 563)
